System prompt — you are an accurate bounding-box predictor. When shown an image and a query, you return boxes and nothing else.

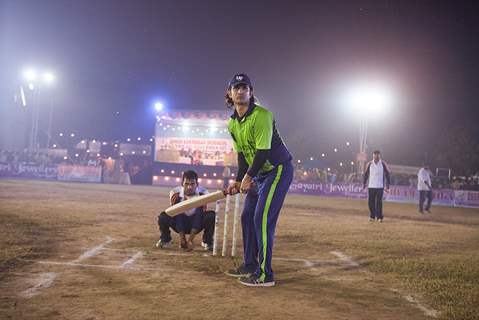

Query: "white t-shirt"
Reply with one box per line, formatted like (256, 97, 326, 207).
(368, 160, 385, 188)
(169, 186, 209, 216)
(417, 168, 432, 191)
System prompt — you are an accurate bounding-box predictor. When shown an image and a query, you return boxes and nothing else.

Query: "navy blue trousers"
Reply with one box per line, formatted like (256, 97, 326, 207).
(368, 188, 384, 219)
(158, 210, 216, 245)
(241, 161, 293, 281)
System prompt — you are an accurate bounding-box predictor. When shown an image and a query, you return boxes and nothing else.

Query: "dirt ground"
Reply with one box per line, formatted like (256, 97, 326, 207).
(1, 179, 478, 320)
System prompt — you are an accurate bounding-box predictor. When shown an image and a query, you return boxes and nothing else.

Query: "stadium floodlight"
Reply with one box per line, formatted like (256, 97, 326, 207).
(345, 83, 394, 173)
(43, 72, 55, 85)
(23, 69, 37, 81)
(346, 84, 392, 117)
(154, 102, 163, 112)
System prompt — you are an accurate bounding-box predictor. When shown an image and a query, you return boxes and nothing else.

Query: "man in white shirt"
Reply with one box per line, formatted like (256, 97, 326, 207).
(156, 170, 216, 251)
(363, 150, 391, 222)
(417, 164, 433, 213)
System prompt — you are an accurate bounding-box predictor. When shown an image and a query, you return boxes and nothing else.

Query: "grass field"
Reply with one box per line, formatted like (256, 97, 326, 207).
(1, 179, 478, 320)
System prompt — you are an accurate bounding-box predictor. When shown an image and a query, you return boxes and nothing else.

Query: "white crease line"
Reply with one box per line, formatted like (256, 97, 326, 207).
(330, 250, 360, 267)
(102, 247, 138, 252)
(120, 251, 143, 268)
(274, 257, 316, 267)
(390, 289, 439, 318)
(151, 251, 196, 257)
(72, 236, 113, 263)
(20, 272, 57, 298)
(33, 260, 160, 272)
(404, 295, 439, 318)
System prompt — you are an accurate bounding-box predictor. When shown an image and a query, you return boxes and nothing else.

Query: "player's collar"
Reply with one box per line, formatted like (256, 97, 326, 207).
(231, 101, 256, 122)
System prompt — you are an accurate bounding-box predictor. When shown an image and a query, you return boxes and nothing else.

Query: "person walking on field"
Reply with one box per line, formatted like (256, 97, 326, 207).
(363, 150, 391, 222)
(417, 163, 433, 214)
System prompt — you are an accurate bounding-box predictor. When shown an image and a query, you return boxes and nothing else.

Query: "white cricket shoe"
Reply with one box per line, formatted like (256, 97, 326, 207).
(156, 239, 172, 248)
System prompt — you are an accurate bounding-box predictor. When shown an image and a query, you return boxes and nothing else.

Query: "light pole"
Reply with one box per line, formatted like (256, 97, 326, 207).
(22, 68, 56, 150)
(346, 84, 392, 173)
(358, 117, 368, 174)
(43, 72, 55, 149)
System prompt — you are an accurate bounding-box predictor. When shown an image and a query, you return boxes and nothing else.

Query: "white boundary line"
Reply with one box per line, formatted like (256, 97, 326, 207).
(72, 236, 113, 263)
(20, 243, 439, 318)
(19, 236, 113, 299)
(120, 251, 143, 268)
(390, 289, 439, 318)
(20, 272, 57, 298)
(274, 257, 317, 267)
(330, 250, 360, 267)
(403, 295, 439, 318)
(30, 260, 160, 272)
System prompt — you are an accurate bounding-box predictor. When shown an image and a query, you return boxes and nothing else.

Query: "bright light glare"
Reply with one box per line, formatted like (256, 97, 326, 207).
(209, 120, 218, 132)
(346, 84, 393, 117)
(154, 102, 163, 112)
(182, 121, 190, 132)
(23, 69, 37, 81)
(43, 72, 55, 84)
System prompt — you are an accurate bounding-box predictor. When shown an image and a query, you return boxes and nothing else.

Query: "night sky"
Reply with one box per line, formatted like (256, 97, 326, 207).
(1, 0, 478, 166)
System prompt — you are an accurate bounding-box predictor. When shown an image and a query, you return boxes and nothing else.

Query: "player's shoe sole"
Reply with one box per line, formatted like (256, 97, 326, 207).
(225, 266, 252, 278)
(239, 275, 275, 287)
(156, 240, 172, 248)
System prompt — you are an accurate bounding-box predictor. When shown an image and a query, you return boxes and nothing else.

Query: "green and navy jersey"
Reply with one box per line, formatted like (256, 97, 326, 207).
(227, 103, 292, 174)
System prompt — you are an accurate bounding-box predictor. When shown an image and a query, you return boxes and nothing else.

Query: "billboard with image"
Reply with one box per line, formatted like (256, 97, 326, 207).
(154, 110, 237, 167)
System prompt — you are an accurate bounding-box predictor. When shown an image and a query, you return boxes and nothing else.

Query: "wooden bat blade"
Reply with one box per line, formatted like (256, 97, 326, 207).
(162, 190, 226, 217)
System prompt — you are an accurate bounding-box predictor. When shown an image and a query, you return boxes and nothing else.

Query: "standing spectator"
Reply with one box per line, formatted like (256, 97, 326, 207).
(417, 164, 433, 213)
(363, 150, 391, 222)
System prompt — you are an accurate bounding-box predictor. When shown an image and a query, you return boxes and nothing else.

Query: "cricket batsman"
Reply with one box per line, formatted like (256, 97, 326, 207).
(224, 73, 293, 287)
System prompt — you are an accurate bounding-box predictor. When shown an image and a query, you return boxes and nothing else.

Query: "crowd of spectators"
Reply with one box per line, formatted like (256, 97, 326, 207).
(0, 149, 103, 169)
(2, 148, 478, 191)
(293, 166, 479, 191)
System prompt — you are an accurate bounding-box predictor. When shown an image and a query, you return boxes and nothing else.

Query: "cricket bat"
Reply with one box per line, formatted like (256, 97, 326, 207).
(160, 190, 227, 217)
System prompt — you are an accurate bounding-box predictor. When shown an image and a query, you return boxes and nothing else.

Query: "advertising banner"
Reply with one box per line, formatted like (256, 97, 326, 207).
(57, 165, 102, 183)
(288, 182, 478, 208)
